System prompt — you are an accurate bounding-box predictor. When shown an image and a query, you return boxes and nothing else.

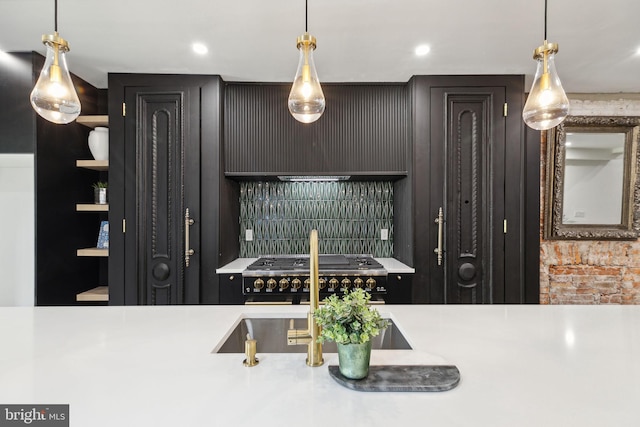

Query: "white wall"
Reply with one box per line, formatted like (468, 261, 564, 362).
(0, 154, 34, 306)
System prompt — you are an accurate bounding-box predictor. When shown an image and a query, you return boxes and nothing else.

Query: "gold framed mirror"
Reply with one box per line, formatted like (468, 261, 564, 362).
(545, 115, 640, 240)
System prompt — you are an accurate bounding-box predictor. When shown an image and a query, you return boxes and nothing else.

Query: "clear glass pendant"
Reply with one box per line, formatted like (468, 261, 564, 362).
(288, 33, 325, 124)
(522, 42, 569, 131)
(30, 33, 81, 124)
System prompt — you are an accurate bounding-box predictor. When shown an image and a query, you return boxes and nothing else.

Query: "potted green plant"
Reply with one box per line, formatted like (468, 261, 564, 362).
(93, 181, 108, 204)
(314, 288, 389, 379)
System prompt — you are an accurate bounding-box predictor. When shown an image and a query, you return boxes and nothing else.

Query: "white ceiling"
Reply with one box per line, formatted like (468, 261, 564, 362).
(1, 0, 639, 92)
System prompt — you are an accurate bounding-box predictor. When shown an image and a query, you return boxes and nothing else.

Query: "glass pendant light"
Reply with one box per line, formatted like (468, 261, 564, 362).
(30, 0, 81, 124)
(522, 0, 569, 131)
(288, 0, 325, 123)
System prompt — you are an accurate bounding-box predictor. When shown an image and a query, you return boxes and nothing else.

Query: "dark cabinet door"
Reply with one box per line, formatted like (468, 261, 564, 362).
(124, 88, 200, 304)
(219, 274, 243, 305)
(385, 274, 412, 304)
(413, 76, 538, 304)
(109, 74, 225, 305)
(433, 87, 505, 303)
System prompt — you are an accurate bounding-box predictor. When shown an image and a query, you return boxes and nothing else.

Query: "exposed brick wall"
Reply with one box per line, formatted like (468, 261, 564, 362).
(539, 96, 640, 304)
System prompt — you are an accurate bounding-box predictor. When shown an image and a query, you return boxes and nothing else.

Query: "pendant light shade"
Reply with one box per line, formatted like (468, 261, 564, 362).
(522, 42, 569, 130)
(522, 0, 569, 131)
(288, 1, 325, 123)
(30, 0, 81, 124)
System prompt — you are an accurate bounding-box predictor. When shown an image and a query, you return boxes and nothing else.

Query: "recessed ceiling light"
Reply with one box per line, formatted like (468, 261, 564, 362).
(414, 44, 431, 56)
(192, 43, 208, 55)
(636, 46, 640, 56)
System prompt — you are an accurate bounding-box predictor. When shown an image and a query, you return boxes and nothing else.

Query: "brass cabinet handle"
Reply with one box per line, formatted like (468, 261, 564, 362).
(434, 207, 444, 266)
(185, 208, 195, 267)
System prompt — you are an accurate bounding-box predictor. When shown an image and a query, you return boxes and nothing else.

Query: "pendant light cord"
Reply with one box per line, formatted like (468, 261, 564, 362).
(54, 0, 58, 32)
(305, 0, 308, 32)
(543, 0, 547, 40)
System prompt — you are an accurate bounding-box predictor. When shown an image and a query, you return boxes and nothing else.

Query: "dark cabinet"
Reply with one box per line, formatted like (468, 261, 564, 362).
(410, 75, 539, 304)
(385, 274, 413, 304)
(224, 83, 410, 178)
(108, 74, 234, 305)
(219, 274, 243, 305)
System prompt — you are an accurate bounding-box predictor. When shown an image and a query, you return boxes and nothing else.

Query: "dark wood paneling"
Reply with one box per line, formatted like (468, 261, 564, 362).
(524, 125, 541, 303)
(392, 84, 414, 266)
(201, 77, 230, 305)
(411, 77, 432, 303)
(224, 83, 409, 176)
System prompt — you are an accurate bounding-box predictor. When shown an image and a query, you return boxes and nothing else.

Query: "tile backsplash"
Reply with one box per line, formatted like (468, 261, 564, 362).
(239, 181, 393, 257)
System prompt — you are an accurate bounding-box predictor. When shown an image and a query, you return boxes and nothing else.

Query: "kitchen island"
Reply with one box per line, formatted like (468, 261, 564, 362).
(1, 304, 638, 426)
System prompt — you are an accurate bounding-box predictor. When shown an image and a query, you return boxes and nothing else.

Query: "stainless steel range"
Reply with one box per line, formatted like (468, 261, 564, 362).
(242, 254, 388, 304)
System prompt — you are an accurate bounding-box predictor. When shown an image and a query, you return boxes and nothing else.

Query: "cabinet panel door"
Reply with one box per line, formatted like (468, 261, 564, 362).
(432, 88, 505, 303)
(412, 75, 536, 304)
(109, 74, 227, 306)
(124, 87, 200, 305)
(219, 274, 243, 304)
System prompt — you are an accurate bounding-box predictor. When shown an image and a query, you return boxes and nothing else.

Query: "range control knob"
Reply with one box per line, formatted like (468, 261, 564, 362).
(353, 278, 364, 288)
(341, 278, 351, 289)
(303, 278, 327, 289)
(329, 278, 340, 290)
(291, 278, 302, 290)
(279, 278, 289, 290)
(253, 278, 265, 290)
(266, 278, 277, 290)
(366, 278, 376, 289)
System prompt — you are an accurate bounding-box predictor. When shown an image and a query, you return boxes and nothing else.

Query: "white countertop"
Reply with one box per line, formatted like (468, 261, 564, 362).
(376, 257, 415, 273)
(216, 257, 414, 274)
(215, 257, 257, 273)
(1, 304, 638, 426)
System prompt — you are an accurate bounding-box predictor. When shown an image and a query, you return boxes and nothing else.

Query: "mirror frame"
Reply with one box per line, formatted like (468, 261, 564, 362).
(545, 115, 640, 240)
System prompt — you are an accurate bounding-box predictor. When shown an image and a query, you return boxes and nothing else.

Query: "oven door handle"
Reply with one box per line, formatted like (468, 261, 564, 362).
(185, 208, 195, 267)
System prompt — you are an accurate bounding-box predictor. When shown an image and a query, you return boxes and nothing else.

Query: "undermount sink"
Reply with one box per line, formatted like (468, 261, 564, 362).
(213, 315, 412, 353)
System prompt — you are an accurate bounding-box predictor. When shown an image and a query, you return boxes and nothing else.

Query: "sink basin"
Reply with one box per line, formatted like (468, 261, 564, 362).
(213, 315, 412, 353)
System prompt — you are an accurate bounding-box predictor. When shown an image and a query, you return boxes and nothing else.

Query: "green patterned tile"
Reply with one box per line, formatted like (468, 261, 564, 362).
(239, 181, 393, 257)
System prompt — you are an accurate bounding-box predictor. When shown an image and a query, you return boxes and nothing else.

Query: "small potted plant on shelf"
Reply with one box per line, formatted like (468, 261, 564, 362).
(314, 288, 389, 379)
(93, 181, 108, 205)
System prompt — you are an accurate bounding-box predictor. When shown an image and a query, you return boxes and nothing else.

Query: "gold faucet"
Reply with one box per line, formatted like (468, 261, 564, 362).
(287, 229, 324, 367)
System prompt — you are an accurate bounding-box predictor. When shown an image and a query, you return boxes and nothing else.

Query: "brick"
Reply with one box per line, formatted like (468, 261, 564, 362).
(550, 294, 597, 304)
(601, 295, 622, 304)
(548, 281, 572, 290)
(622, 295, 640, 304)
(548, 274, 573, 283)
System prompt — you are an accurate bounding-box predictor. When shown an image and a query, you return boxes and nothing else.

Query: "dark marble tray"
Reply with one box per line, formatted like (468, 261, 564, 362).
(328, 365, 460, 392)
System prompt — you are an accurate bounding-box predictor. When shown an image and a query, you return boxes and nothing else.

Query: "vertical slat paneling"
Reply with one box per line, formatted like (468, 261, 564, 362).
(224, 83, 409, 175)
